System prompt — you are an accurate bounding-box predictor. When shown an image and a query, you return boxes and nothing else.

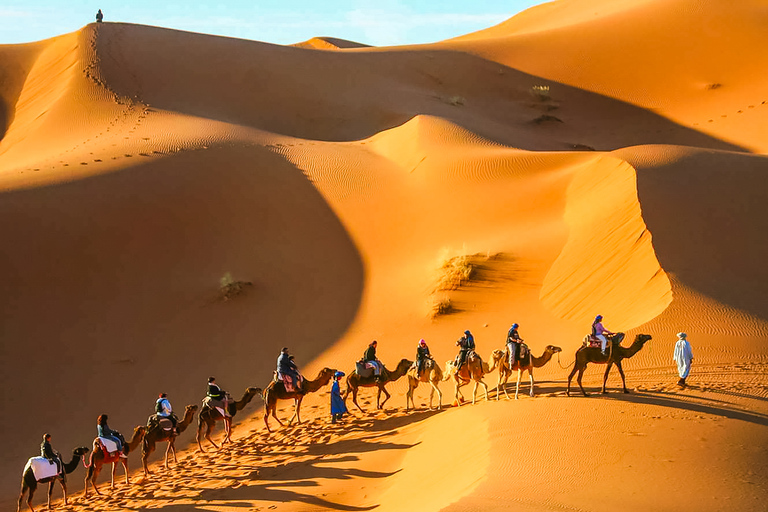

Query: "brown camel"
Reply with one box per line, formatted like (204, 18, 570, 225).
(442, 352, 491, 406)
(406, 358, 443, 411)
(17, 446, 89, 512)
(263, 368, 336, 433)
(142, 404, 198, 476)
(83, 426, 147, 498)
(196, 387, 262, 451)
(490, 345, 562, 400)
(567, 333, 652, 396)
(344, 359, 412, 412)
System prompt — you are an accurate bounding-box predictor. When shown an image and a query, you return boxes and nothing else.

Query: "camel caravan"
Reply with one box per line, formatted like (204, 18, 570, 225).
(18, 315, 654, 511)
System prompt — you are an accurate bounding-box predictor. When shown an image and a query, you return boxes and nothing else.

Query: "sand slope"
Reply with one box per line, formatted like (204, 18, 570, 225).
(2, 0, 768, 510)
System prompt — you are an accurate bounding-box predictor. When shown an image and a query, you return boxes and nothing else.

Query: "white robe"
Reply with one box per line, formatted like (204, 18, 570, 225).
(673, 339, 693, 378)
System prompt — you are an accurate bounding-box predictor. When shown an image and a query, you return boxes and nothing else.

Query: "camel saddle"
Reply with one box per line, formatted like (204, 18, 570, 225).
(582, 335, 605, 349)
(96, 436, 120, 455)
(355, 360, 374, 378)
(25, 457, 60, 481)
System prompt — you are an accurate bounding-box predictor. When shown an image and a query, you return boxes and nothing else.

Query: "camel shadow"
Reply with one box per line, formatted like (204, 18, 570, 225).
(602, 390, 768, 427)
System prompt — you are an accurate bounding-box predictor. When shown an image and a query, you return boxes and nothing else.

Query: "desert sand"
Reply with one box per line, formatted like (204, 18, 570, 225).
(2, 0, 768, 510)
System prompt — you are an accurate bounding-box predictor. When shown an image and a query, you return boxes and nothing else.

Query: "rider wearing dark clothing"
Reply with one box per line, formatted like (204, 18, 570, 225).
(455, 330, 475, 370)
(97, 415, 127, 456)
(507, 323, 523, 367)
(363, 340, 382, 378)
(416, 339, 431, 376)
(207, 376, 231, 416)
(41, 433, 61, 473)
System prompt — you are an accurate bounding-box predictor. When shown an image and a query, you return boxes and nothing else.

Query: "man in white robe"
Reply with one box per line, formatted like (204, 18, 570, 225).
(673, 332, 693, 387)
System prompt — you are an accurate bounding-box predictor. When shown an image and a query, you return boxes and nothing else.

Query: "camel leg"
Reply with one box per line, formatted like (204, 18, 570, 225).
(577, 368, 589, 396)
(351, 387, 366, 413)
(481, 379, 489, 401)
(123, 459, 130, 486)
(111, 462, 117, 489)
(204, 422, 219, 450)
(431, 381, 442, 410)
(17, 477, 30, 512)
(379, 385, 391, 409)
(515, 370, 522, 400)
(165, 441, 173, 470)
(528, 369, 534, 397)
(47, 480, 54, 511)
(223, 417, 233, 444)
(454, 379, 462, 407)
(289, 395, 304, 425)
(406, 380, 415, 411)
(170, 438, 178, 464)
(567, 364, 579, 397)
(602, 362, 614, 394)
(471, 381, 479, 405)
(615, 360, 630, 393)
(196, 424, 207, 452)
(60, 477, 68, 506)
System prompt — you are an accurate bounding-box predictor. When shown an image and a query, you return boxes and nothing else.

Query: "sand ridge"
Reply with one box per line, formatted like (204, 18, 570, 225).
(3, 0, 768, 510)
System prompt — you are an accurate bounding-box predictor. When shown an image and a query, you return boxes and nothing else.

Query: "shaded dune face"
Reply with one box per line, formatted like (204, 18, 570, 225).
(632, 149, 768, 321)
(0, 146, 364, 500)
(89, 23, 741, 152)
(0, 42, 44, 145)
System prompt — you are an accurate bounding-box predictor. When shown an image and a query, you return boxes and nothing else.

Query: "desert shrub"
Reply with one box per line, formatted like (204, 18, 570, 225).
(218, 272, 253, 301)
(530, 85, 551, 101)
(436, 255, 474, 291)
(430, 295, 454, 318)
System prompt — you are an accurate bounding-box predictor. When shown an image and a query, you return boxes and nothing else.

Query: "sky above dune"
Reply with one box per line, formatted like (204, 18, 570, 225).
(0, 0, 542, 46)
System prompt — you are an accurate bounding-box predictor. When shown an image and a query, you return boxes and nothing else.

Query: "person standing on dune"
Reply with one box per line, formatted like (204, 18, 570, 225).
(96, 9, 104, 23)
(673, 332, 693, 387)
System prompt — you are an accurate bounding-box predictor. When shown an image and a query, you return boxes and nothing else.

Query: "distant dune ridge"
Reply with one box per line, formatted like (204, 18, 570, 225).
(2, 0, 768, 510)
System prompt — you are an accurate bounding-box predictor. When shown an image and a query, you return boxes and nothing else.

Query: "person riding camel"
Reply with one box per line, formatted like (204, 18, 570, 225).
(416, 338, 433, 376)
(148, 393, 179, 433)
(206, 376, 231, 417)
(277, 347, 303, 393)
(506, 323, 523, 367)
(455, 329, 475, 371)
(97, 414, 128, 458)
(41, 433, 62, 474)
(592, 315, 616, 355)
(363, 340, 383, 381)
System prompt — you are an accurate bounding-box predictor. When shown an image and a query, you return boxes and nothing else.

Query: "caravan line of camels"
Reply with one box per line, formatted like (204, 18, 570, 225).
(18, 331, 651, 512)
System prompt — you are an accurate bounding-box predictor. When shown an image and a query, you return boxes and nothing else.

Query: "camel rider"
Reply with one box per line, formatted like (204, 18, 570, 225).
(455, 329, 475, 371)
(592, 315, 616, 355)
(277, 347, 303, 392)
(363, 340, 383, 380)
(416, 339, 434, 376)
(97, 414, 128, 458)
(41, 433, 62, 473)
(207, 376, 231, 417)
(507, 323, 523, 367)
(148, 393, 179, 433)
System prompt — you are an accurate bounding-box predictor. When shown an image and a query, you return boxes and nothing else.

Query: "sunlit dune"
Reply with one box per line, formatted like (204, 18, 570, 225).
(2, 1, 767, 510)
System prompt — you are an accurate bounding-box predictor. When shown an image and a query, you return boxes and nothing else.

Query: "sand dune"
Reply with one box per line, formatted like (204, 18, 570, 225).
(2, 0, 768, 510)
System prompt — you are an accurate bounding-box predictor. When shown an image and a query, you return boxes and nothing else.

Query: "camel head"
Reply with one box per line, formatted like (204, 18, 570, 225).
(632, 334, 652, 346)
(183, 404, 199, 416)
(132, 425, 148, 440)
(546, 345, 562, 354)
(490, 349, 505, 362)
(73, 446, 90, 457)
(245, 387, 263, 399)
(442, 360, 455, 381)
(396, 359, 413, 373)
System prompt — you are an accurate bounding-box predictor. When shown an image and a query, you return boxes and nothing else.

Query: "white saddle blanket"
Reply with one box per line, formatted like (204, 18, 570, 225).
(98, 437, 119, 454)
(25, 457, 59, 481)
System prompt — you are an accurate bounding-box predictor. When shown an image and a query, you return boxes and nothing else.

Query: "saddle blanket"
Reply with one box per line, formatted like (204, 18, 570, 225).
(158, 417, 174, 430)
(98, 437, 119, 454)
(25, 457, 59, 481)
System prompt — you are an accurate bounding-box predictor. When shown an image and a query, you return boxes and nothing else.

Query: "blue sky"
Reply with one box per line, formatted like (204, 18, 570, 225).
(0, 0, 543, 46)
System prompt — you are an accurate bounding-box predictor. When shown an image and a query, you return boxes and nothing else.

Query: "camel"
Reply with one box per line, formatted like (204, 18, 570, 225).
(405, 358, 443, 411)
(442, 352, 491, 406)
(263, 368, 336, 433)
(141, 404, 198, 476)
(17, 446, 89, 512)
(196, 387, 262, 451)
(83, 426, 147, 498)
(490, 345, 562, 400)
(344, 359, 412, 412)
(567, 333, 652, 396)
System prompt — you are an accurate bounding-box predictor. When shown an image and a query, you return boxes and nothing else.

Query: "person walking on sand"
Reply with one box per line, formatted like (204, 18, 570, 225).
(96, 9, 104, 23)
(330, 371, 347, 424)
(673, 332, 693, 387)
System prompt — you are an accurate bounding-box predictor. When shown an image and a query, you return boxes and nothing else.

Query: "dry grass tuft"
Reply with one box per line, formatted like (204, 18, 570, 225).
(446, 95, 465, 106)
(218, 272, 253, 301)
(430, 295, 454, 318)
(436, 255, 474, 291)
(530, 85, 551, 101)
